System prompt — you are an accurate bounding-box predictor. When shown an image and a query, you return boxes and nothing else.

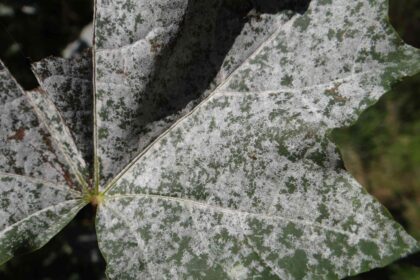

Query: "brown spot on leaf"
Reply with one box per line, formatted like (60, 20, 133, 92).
(63, 170, 75, 188)
(325, 84, 340, 95)
(248, 152, 257, 160)
(39, 130, 78, 189)
(40, 131, 55, 153)
(8, 128, 26, 141)
(325, 83, 348, 103)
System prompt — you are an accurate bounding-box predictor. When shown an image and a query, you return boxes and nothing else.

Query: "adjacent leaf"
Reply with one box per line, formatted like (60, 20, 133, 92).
(94, 0, 420, 279)
(0, 61, 87, 264)
(26, 88, 89, 187)
(0, 61, 83, 188)
(0, 173, 85, 265)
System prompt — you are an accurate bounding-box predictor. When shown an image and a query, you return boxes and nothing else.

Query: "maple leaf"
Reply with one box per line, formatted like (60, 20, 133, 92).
(1, 0, 419, 279)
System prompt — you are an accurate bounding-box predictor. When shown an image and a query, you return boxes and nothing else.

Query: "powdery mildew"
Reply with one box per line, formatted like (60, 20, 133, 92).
(26, 88, 88, 189)
(31, 52, 94, 170)
(94, 0, 189, 185)
(0, 0, 419, 278)
(0, 62, 87, 264)
(94, 0, 296, 186)
(95, 0, 420, 279)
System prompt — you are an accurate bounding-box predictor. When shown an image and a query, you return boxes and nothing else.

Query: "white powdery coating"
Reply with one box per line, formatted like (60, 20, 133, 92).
(104, 91, 417, 278)
(27, 89, 88, 189)
(0, 173, 80, 231)
(95, 0, 420, 279)
(0, 62, 78, 185)
(31, 53, 93, 168)
(211, 13, 291, 86)
(0, 60, 88, 264)
(94, 0, 189, 185)
(0, 177, 84, 265)
(94, 0, 294, 187)
(221, 0, 418, 128)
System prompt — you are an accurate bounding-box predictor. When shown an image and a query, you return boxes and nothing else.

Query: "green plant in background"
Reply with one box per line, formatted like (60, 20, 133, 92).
(1, 0, 420, 279)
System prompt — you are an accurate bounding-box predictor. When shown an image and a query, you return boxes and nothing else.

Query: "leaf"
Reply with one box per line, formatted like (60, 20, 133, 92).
(0, 173, 85, 265)
(25, 88, 89, 186)
(0, 61, 87, 264)
(1, 0, 420, 278)
(31, 51, 94, 169)
(93, 0, 299, 185)
(93, 0, 420, 279)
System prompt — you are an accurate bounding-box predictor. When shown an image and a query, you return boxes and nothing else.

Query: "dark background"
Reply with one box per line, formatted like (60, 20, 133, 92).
(0, 0, 419, 279)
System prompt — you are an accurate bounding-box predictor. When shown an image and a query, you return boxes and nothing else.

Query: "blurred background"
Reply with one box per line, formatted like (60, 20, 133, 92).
(0, 0, 418, 279)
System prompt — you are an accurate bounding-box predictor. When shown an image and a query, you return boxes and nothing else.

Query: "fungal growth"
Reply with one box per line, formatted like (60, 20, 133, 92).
(0, 0, 419, 279)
